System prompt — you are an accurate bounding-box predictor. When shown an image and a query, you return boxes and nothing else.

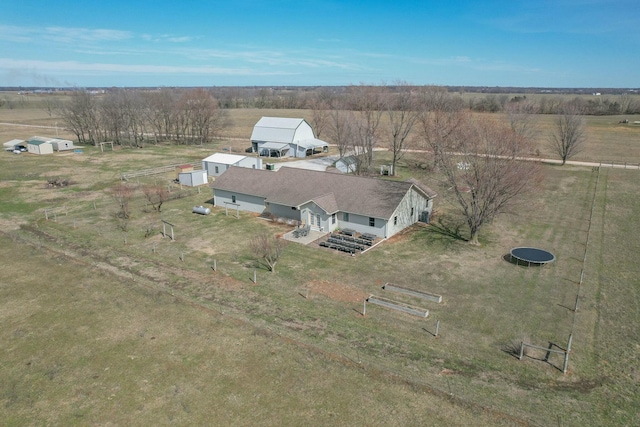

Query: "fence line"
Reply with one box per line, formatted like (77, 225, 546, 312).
(121, 162, 199, 181)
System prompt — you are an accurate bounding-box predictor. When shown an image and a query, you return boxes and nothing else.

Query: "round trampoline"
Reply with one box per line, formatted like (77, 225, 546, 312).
(510, 247, 555, 266)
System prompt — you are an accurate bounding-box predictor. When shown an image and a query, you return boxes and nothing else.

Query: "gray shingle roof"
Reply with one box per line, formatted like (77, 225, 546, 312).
(212, 167, 434, 219)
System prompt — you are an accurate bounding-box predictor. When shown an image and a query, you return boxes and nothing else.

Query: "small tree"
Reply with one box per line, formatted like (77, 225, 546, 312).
(436, 116, 543, 245)
(386, 81, 419, 176)
(111, 183, 135, 220)
(249, 232, 286, 273)
(142, 184, 169, 213)
(549, 105, 586, 165)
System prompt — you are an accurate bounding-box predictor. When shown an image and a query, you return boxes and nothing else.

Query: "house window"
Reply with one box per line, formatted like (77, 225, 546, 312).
(343, 212, 349, 222)
(215, 166, 219, 174)
(231, 195, 236, 203)
(332, 213, 336, 224)
(369, 217, 375, 227)
(394, 216, 397, 225)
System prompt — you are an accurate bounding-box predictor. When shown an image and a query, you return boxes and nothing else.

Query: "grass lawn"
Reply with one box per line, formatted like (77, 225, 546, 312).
(0, 103, 639, 425)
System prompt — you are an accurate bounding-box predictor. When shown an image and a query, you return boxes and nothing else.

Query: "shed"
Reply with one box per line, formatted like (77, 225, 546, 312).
(335, 156, 359, 174)
(202, 152, 262, 177)
(250, 117, 328, 158)
(178, 170, 208, 187)
(27, 137, 54, 155)
(176, 164, 194, 175)
(50, 139, 74, 151)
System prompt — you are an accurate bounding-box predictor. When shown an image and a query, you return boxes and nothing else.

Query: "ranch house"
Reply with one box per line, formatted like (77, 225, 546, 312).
(250, 117, 329, 158)
(211, 167, 436, 239)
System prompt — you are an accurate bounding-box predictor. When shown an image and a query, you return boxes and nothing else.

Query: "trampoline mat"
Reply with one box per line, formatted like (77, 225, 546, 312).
(510, 247, 555, 264)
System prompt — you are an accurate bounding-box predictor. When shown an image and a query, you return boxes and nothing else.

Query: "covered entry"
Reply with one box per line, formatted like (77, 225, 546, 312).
(258, 142, 289, 158)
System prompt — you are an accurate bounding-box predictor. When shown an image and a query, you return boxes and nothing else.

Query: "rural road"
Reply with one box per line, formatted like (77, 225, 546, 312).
(2, 122, 637, 170)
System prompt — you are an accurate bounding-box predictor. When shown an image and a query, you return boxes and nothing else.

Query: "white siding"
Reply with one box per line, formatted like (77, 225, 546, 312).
(386, 187, 430, 237)
(213, 189, 266, 214)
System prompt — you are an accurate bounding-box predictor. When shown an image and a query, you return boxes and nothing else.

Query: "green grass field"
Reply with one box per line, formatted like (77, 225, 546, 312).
(1, 101, 639, 425)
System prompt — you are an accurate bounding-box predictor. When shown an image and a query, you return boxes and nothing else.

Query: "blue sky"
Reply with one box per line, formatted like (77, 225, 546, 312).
(1, 0, 638, 88)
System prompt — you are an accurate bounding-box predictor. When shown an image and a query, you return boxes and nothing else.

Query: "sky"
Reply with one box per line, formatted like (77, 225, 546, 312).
(1, 0, 638, 88)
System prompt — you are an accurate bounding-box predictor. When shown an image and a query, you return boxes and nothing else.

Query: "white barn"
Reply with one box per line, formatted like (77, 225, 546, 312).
(250, 117, 329, 158)
(202, 152, 263, 177)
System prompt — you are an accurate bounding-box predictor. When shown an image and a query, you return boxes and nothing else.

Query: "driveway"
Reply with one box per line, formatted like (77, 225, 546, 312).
(273, 154, 341, 172)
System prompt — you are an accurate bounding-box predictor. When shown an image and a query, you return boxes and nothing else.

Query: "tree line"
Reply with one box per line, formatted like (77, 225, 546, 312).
(58, 88, 229, 146)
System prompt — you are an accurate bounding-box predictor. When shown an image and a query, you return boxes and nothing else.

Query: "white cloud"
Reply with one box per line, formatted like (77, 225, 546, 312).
(0, 58, 292, 76)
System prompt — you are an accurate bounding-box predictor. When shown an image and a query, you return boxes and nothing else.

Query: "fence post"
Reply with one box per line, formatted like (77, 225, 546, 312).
(253, 269, 257, 284)
(574, 294, 580, 312)
(363, 299, 367, 316)
(519, 342, 524, 360)
(435, 319, 440, 338)
(212, 259, 216, 271)
(180, 252, 184, 262)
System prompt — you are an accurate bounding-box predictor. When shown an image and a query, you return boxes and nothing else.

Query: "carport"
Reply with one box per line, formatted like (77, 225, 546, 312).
(259, 142, 289, 158)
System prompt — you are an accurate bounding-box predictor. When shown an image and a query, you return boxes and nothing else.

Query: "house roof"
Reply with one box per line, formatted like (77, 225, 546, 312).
(250, 117, 312, 143)
(405, 177, 438, 198)
(202, 152, 247, 164)
(212, 167, 434, 219)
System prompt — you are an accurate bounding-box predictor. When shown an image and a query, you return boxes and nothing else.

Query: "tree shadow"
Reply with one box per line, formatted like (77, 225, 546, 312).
(502, 253, 544, 267)
(424, 217, 467, 242)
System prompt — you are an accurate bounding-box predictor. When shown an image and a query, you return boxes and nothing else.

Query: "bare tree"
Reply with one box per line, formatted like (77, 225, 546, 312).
(436, 116, 543, 244)
(59, 90, 101, 145)
(307, 88, 333, 139)
(180, 88, 225, 145)
(249, 232, 287, 273)
(326, 97, 355, 159)
(504, 98, 539, 142)
(111, 183, 135, 220)
(549, 105, 586, 165)
(386, 81, 419, 175)
(417, 87, 466, 169)
(348, 84, 386, 174)
(142, 184, 169, 213)
(143, 89, 178, 144)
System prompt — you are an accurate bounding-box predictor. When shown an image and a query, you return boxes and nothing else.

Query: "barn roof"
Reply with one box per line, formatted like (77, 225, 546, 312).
(250, 117, 312, 143)
(212, 167, 434, 219)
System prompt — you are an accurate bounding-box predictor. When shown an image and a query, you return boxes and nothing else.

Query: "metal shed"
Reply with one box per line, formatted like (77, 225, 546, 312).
(27, 138, 54, 155)
(178, 170, 208, 187)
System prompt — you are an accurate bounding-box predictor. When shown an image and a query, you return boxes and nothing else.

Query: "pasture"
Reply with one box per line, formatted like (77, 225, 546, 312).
(1, 101, 639, 425)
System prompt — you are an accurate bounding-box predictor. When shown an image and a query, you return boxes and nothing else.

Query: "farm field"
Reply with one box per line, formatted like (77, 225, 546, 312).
(1, 101, 639, 425)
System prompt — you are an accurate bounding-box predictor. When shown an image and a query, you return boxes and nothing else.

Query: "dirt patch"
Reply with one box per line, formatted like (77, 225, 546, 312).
(307, 280, 369, 303)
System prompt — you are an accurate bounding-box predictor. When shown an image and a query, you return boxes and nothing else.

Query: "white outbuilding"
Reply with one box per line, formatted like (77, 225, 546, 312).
(178, 170, 208, 187)
(27, 137, 54, 155)
(202, 152, 263, 177)
(250, 117, 329, 158)
(50, 138, 74, 151)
